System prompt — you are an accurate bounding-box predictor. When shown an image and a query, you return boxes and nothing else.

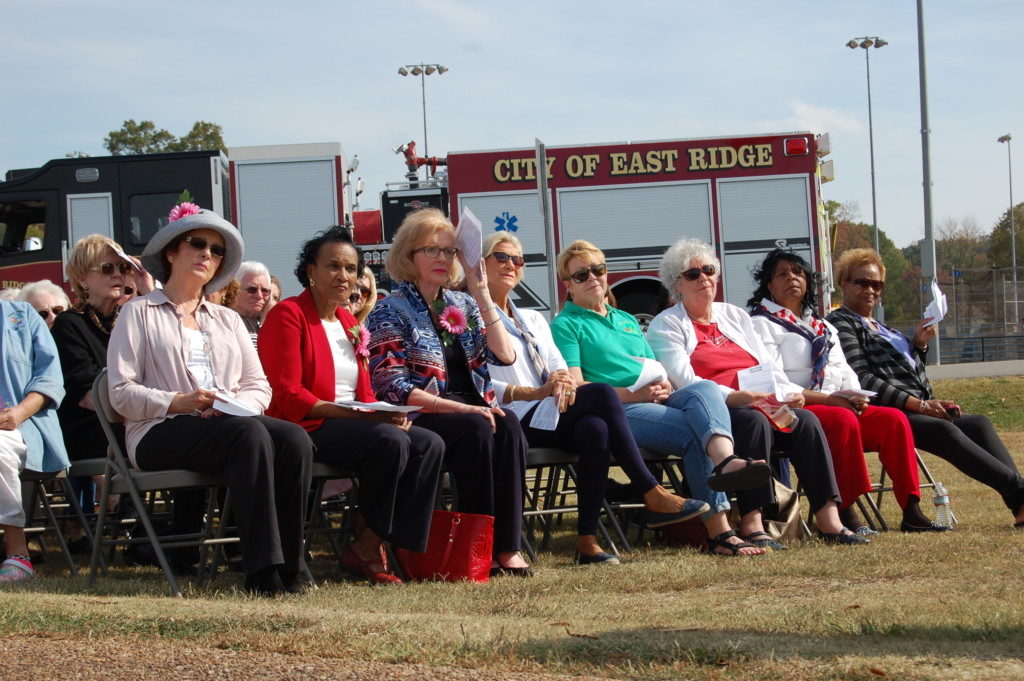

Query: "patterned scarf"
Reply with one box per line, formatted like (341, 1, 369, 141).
(750, 300, 831, 390)
(497, 302, 550, 385)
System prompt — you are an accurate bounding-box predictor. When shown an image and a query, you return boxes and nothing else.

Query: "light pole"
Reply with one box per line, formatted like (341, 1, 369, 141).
(916, 0, 939, 363)
(397, 63, 449, 178)
(998, 133, 1017, 326)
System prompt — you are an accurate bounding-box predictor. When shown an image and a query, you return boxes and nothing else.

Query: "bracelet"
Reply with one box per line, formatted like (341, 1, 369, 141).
(509, 385, 516, 402)
(484, 315, 500, 325)
(479, 304, 497, 314)
(433, 394, 440, 412)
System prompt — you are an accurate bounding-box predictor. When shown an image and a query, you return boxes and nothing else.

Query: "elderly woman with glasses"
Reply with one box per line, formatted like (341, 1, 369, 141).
(366, 207, 532, 576)
(17, 280, 71, 329)
(549, 240, 775, 557)
(647, 238, 868, 547)
(828, 248, 1024, 529)
(482, 232, 708, 564)
(107, 203, 314, 595)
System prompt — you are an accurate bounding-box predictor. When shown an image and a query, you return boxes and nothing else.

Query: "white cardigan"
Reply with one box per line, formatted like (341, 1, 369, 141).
(487, 307, 568, 420)
(646, 301, 804, 399)
(749, 299, 861, 394)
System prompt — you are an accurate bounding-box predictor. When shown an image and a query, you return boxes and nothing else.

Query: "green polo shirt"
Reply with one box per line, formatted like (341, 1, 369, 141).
(550, 301, 654, 388)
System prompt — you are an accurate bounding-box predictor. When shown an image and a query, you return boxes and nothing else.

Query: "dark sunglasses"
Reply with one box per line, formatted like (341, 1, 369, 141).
(89, 261, 134, 276)
(348, 287, 371, 304)
(243, 285, 272, 297)
(567, 263, 608, 284)
(851, 278, 885, 292)
(38, 306, 65, 319)
(680, 264, 717, 281)
(488, 251, 525, 267)
(183, 235, 227, 259)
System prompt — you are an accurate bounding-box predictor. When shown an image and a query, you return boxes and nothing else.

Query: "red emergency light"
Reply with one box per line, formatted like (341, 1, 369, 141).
(784, 137, 809, 156)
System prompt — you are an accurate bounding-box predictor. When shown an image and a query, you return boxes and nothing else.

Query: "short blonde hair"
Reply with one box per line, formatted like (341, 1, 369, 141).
(355, 266, 378, 323)
(65, 234, 123, 301)
(834, 248, 886, 286)
(386, 208, 461, 285)
(556, 239, 604, 280)
(483, 232, 523, 259)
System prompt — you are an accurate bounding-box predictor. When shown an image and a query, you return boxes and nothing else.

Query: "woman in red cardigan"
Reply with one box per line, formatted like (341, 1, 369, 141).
(259, 226, 443, 585)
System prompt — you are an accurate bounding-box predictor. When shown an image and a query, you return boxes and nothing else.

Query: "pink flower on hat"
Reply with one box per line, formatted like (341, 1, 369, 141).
(168, 202, 201, 222)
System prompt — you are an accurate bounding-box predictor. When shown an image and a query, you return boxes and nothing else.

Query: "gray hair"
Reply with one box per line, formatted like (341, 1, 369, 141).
(0, 289, 20, 301)
(236, 260, 271, 282)
(659, 238, 721, 303)
(482, 231, 523, 258)
(18, 279, 70, 308)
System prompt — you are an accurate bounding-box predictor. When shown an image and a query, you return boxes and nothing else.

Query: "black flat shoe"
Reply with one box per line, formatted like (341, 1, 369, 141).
(900, 520, 953, 533)
(574, 551, 621, 566)
(819, 530, 870, 545)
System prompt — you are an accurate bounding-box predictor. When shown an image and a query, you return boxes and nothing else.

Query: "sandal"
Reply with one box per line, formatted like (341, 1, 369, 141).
(707, 455, 771, 492)
(703, 530, 764, 557)
(739, 530, 788, 551)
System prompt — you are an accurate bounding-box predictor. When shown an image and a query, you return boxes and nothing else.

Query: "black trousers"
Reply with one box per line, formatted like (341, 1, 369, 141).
(905, 412, 1024, 513)
(136, 414, 313, 576)
(413, 405, 527, 554)
(310, 420, 443, 553)
(729, 407, 840, 516)
(522, 382, 660, 536)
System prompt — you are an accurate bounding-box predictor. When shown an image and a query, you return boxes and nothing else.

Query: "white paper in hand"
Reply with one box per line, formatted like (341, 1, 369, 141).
(529, 396, 560, 431)
(737, 364, 786, 402)
(454, 207, 483, 267)
(214, 392, 260, 417)
(922, 279, 947, 327)
(628, 357, 668, 392)
(335, 400, 422, 413)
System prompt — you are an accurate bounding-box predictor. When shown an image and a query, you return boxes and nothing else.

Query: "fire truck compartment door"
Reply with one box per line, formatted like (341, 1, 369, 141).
(716, 176, 812, 307)
(67, 193, 114, 244)
(556, 182, 712, 263)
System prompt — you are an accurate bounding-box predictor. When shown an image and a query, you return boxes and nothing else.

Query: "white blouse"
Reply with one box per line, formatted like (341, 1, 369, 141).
(322, 319, 359, 403)
(487, 307, 568, 420)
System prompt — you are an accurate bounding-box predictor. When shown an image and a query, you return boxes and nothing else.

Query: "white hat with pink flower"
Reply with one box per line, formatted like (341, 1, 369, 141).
(141, 200, 244, 291)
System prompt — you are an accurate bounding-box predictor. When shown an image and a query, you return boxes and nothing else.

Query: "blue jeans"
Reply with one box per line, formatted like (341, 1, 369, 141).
(622, 379, 732, 518)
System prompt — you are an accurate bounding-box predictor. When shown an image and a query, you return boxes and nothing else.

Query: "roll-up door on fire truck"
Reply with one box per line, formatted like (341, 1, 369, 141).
(716, 176, 812, 308)
(556, 182, 712, 266)
(67, 193, 114, 246)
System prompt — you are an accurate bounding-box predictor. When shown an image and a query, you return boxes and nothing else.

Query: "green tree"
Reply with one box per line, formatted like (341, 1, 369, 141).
(987, 203, 1024, 268)
(104, 119, 226, 155)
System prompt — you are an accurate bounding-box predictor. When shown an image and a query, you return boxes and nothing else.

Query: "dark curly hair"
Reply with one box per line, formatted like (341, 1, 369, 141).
(294, 225, 362, 288)
(746, 248, 822, 314)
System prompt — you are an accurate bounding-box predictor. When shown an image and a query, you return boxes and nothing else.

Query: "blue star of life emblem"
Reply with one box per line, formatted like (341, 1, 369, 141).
(493, 212, 519, 232)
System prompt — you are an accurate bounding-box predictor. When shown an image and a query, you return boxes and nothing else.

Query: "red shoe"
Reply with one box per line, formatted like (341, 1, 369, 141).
(340, 545, 403, 585)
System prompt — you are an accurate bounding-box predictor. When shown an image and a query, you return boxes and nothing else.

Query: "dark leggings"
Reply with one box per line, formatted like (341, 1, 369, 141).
(136, 414, 313, 576)
(905, 412, 1024, 514)
(521, 382, 659, 536)
(413, 402, 527, 554)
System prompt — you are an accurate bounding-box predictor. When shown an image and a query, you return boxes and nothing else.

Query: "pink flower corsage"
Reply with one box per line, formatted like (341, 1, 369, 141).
(168, 202, 201, 222)
(348, 324, 370, 358)
(437, 305, 468, 335)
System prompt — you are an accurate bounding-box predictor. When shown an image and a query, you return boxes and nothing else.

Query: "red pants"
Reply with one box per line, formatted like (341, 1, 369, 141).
(805, 404, 920, 509)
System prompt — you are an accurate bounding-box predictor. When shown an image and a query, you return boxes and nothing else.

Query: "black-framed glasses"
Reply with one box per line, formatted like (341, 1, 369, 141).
(37, 306, 65, 319)
(567, 263, 607, 284)
(89, 261, 133, 276)
(488, 251, 525, 267)
(243, 285, 272, 297)
(680, 264, 717, 281)
(183, 235, 227, 259)
(413, 246, 459, 260)
(851, 278, 885, 292)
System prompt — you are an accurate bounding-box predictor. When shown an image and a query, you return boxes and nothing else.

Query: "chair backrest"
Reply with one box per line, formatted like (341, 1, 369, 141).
(91, 369, 128, 466)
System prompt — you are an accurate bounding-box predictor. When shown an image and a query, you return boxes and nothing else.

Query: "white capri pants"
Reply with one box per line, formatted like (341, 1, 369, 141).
(0, 429, 28, 527)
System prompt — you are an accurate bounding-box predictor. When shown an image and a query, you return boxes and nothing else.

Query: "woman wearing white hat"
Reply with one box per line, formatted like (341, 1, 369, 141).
(106, 202, 314, 596)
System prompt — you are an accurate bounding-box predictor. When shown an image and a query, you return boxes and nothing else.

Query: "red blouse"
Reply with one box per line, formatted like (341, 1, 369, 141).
(689, 321, 758, 389)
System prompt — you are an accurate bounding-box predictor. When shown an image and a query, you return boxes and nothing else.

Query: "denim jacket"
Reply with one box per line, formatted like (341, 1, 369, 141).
(0, 301, 68, 472)
(367, 281, 508, 406)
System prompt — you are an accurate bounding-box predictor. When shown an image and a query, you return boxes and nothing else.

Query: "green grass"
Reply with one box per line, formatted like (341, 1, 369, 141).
(4, 378, 1024, 680)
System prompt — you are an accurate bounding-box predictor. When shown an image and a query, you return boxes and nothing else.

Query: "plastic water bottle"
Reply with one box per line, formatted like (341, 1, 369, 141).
(932, 482, 955, 527)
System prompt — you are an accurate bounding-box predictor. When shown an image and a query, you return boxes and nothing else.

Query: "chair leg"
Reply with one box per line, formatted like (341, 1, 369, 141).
(35, 481, 78, 576)
(123, 483, 182, 598)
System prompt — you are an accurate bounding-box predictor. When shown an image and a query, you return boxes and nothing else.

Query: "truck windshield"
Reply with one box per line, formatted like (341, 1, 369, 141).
(0, 200, 46, 255)
(128, 192, 180, 247)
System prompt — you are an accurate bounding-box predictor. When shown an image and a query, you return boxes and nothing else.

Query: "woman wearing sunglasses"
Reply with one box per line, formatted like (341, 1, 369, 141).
(483, 233, 707, 565)
(366, 208, 532, 576)
(748, 248, 949, 533)
(647, 238, 867, 548)
(550, 240, 775, 557)
(17, 280, 70, 329)
(341, 266, 377, 323)
(828, 248, 1024, 529)
(107, 203, 314, 595)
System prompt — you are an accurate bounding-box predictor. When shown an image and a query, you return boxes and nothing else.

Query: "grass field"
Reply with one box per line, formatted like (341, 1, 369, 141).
(2, 377, 1024, 680)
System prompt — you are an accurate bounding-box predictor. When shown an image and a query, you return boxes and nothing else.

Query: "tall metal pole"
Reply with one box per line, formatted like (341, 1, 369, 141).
(864, 47, 880, 254)
(999, 135, 1017, 326)
(916, 0, 940, 362)
(420, 71, 429, 161)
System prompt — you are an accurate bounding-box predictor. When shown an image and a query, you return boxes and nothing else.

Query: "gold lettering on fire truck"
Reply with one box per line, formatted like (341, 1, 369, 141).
(493, 157, 555, 183)
(608, 150, 679, 176)
(687, 144, 773, 171)
(564, 154, 600, 178)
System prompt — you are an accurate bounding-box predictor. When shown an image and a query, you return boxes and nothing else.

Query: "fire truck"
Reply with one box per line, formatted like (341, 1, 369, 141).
(362, 132, 834, 324)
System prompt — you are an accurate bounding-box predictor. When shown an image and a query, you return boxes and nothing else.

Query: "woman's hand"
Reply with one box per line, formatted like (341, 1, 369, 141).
(824, 393, 863, 414)
(912, 318, 937, 348)
(78, 389, 95, 412)
(916, 398, 953, 421)
(543, 369, 578, 411)
(458, 250, 488, 297)
(368, 410, 411, 431)
(462, 403, 504, 432)
(0, 405, 27, 430)
(129, 256, 155, 296)
(726, 390, 771, 408)
(783, 392, 805, 409)
(628, 380, 671, 404)
(170, 389, 216, 415)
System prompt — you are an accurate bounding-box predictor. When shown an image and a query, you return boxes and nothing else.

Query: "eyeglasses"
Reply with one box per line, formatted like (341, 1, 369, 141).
(243, 285, 272, 297)
(566, 263, 608, 284)
(488, 251, 525, 267)
(38, 306, 64, 319)
(89, 261, 133, 276)
(850, 278, 885, 292)
(413, 245, 459, 260)
(348, 287, 371, 304)
(680, 264, 717, 281)
(183, 235, 226, 259)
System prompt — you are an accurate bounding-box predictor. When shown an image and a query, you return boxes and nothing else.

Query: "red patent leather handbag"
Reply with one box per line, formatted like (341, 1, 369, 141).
(395, 510, 494, 582)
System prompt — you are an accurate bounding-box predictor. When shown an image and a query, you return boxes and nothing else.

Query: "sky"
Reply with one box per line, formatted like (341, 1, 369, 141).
(4, 0, 1022, 248)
